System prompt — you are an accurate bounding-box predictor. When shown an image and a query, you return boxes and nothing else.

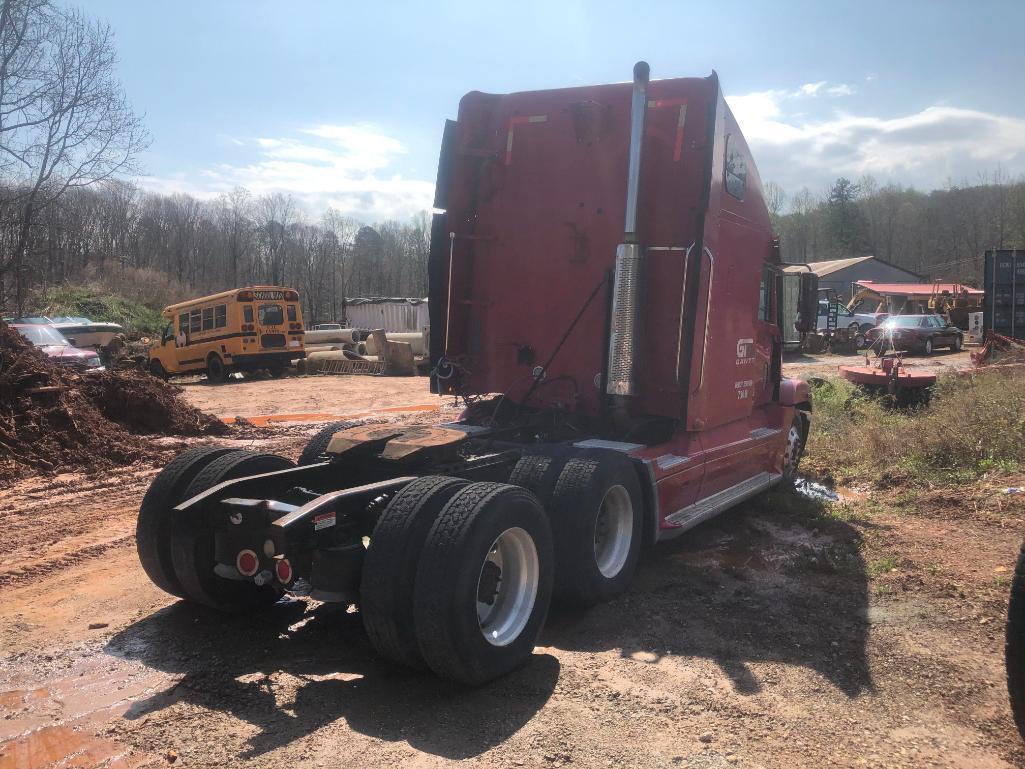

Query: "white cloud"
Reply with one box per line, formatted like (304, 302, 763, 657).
(726, 86, 1025, 198)
(798, 81, 827, 96)
(825, 84, 855, 97)
(142, 124, 434, 222)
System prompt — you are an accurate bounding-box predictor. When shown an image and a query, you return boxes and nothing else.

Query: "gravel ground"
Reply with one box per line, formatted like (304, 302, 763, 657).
(1, 370, 1023, 769)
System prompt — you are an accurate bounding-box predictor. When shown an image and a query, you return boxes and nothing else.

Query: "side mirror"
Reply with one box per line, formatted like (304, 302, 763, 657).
(65, 336, 77, 347)
(794, 272, 819, 333)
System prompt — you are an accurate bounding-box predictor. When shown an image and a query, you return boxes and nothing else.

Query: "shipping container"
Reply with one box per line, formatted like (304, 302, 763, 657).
(983, 249, 1025, 338)
(343, 298, 429, 333)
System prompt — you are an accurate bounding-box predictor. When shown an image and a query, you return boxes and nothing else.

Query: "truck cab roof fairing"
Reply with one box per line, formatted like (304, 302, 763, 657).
(429, 71, 773, 432)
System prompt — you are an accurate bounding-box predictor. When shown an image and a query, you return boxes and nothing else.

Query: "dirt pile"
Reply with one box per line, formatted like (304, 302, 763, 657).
(0, 321, 225, 485)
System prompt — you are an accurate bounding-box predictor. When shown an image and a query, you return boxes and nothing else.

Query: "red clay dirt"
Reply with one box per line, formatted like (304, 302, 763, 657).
(2, 365, 1025, 768)
(0, 322, 225, 486)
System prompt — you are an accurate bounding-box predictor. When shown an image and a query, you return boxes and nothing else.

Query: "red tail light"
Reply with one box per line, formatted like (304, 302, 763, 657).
(236, 549, 259, 577)
(275, 558, 293, 584)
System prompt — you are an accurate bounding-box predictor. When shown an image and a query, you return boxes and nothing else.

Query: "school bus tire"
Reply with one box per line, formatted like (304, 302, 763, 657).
(148, 359, 168, 381)
(206, 353, 228, 384)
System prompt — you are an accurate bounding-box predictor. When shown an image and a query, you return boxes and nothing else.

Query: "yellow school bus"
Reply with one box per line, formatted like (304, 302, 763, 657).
(148, 286, 305, 382)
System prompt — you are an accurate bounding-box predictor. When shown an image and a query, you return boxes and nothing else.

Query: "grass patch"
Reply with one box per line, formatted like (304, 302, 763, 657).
(869, 555, 898, 577)
(30, 285, 166, 335)
(803, 369, 1025, 488)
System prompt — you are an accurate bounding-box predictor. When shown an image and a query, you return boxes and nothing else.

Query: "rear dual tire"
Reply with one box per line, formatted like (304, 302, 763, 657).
(547, 453, 643, 607)
(361, 476, 469, 668)
(170, 450, 294, 611)
(414, 483, 554, 685)
(298, 420, 361, 466)
(362, 479, 554, 685)
(136, 445, 238, 598)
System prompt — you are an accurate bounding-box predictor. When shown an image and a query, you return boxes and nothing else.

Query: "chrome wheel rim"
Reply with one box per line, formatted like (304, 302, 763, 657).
(593, 485, 633, 578)
(784, 422, 802, 476)
(477, 527, 539, 647)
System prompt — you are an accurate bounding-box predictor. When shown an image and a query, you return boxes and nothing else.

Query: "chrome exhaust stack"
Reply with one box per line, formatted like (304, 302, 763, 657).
(606, 61, 649, 399)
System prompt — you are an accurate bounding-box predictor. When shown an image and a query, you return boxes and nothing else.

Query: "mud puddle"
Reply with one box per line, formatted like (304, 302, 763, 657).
(0, 649, 171, 768)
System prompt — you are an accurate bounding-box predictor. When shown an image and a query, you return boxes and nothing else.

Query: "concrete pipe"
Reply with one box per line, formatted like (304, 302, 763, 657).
(305, 328, 358, 345)
(303, 350, 351, 373)
(363, 330, 428, 357)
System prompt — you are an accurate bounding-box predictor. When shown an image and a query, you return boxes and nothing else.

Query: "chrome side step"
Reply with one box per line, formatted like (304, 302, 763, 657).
(661, 471, 781, 538)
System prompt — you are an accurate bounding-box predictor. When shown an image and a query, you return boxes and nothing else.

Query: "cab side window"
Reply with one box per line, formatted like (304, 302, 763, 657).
(724, 134, 747, 200)
(178, 313, 188, 331)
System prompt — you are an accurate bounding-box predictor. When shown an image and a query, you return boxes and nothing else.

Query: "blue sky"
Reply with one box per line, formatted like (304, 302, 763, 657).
(88, 0, 1025, 221)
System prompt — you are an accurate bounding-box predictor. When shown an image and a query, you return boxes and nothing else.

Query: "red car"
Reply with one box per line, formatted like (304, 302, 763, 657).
(865, 314, 964, 356)
(13, 323, 106, 372)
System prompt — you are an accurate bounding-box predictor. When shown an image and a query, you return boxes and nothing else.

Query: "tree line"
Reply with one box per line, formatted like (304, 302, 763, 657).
(768, 172, 1025, 284)
(0, 178, 431, 323)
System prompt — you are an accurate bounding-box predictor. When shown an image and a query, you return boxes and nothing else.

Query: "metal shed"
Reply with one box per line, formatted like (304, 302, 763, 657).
(791, 256, 924, 303)
(344, 298, 429, 333)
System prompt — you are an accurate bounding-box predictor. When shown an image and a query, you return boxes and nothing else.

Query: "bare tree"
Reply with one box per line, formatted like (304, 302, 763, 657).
(0, 0, 148, 311)
(763, 181, 786, 222)
(256, 192, 296, 286)
(217, 186, 252, 285)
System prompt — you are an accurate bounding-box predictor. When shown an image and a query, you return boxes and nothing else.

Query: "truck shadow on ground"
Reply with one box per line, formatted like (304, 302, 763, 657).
(106, 488, 871, 760)
(106, 600, 560, 760)
(541, 487, 875, 699)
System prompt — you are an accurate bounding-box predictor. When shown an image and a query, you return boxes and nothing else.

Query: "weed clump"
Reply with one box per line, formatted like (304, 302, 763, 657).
(803, 368, 1025, 487)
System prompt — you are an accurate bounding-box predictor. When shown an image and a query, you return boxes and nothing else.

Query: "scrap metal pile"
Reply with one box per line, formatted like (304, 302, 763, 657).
(0, 321, 226, 485)
(972, 331, 1025, 366)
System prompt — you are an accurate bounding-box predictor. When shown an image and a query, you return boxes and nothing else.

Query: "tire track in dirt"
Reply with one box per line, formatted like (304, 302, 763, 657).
(0, 470, 152, 588)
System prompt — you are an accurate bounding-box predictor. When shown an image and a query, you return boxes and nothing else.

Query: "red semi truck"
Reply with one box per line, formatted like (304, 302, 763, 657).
(135, 63, 814, 685)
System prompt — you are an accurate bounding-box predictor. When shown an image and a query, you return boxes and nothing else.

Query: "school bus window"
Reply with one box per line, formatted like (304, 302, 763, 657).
(202, 307, 214, 331)
(178, 312, 188, 331)
(243, 305, 253, 323)
(259, 303, 283, 325)
(287, 305, 297, 322)
(215, 304, 227, 329)
(189, 309, 201, 332)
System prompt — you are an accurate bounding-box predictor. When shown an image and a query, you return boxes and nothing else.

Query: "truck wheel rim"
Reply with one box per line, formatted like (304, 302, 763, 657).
(477, 526, 539, 647)
(593, 485, 633, 578)
(784, 423, 802, 476)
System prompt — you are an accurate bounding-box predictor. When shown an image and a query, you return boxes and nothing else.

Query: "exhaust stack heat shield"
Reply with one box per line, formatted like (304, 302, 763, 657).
(606, 61, 650, 398)
(606, 243, 644, 396)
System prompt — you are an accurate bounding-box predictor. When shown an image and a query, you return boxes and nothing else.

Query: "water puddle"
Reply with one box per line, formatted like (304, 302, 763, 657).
(0, 725, 159, 769)
(795, 478, 840, 502)
(794, 478, 865, 504)
(0, 653, 171, 768)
